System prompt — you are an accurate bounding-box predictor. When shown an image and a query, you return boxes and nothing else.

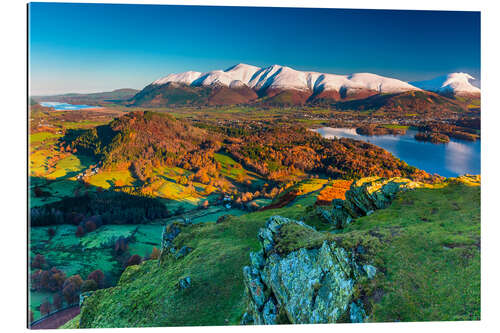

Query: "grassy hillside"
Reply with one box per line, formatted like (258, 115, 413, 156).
(345, 180, 480, 321)
(335, 91, 467, 114)
(129, 83, 258, 106)
(76, 177, 480, 327)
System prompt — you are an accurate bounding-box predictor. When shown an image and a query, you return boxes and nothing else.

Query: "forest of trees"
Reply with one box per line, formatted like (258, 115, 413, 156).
(65, 111, 431, 187)
(30, 190, 169, 227)
(224, 125, 430, 180)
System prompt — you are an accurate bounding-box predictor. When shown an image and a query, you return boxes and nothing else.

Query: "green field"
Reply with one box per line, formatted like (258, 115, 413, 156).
(381, 124, 410, 129)
(87, 169, 135, 189)
(30, 290, 56, 321)
(214, 152, 264, 186)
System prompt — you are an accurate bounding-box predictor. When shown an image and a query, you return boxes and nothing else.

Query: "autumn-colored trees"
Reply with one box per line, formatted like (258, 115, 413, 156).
(315, 180, 353, 205)
(75, 225, 85, 237)
(150, 247, 160, 260)
(114, 236, 129, 254)
(87, 270, 105, 288)
(81, 279, 98, 292)
(53, 293, 63, 310)
(84, 220, 97, 232)
(31, 267, 66, 292)
(69, 111, 219, 173)
(225, 125, 429, 181)
(39, 301, 51, 316)
(125, 254, 142, 267)
(194, 168, 210, 184)
(31, 254, 46, 269)
(62, 275, 83, 304)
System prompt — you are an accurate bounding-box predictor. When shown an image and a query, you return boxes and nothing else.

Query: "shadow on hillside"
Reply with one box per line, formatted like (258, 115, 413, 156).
(29, 176, 173, 227)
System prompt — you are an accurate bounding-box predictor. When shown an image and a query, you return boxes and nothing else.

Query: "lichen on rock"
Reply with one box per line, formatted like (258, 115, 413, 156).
(242, 215, 375, 325)
(159, 221, 189, 264)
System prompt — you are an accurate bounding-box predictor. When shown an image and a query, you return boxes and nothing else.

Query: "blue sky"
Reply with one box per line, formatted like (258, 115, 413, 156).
(29, 3, 480, 95)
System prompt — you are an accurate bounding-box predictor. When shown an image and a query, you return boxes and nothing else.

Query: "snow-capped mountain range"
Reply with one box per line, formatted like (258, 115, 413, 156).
(152, 63, 480, 96)
(410, 73, 480, 96)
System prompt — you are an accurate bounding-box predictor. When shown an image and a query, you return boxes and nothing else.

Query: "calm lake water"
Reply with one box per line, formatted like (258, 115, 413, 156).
(39, 102, 97, 110)
(313, 127, 481, 177)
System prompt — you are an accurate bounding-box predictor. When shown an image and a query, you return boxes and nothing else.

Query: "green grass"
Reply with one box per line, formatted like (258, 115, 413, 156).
(290, 178, 329, 196)
(30, 225, 117, 279)
(80, 225, 137, 250)
(30, 178, 87, 207)
(381, 124, 409, 130)
(30, 132, 62, 144)
(60, 315, 81, 329)
(77, 189, 319, 328)
(77, 179, 480, 327)
(214, 152, 260, 182)
(29, 222, 169, 322)
(29, 223, 164, 298)
(128, 224, 164, 257)
(30, 290, 55, 321)
(46, 154, 94, 180)
(344, 182, 480, 322)
(87, 169, 135, 189)
(272, 181, 480, 321)
(189, 207, 247, 224)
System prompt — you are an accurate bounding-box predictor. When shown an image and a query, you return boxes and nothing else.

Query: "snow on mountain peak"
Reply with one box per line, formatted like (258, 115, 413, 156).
(152, 71, 202, 86)
(152, 64, 422, 94)
(410, 73, 480, 95)
(224, 63, 261, 83)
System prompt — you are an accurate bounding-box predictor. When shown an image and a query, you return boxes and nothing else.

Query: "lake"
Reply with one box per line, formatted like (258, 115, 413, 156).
(313, 127, 481, 177)
(39, 101, 98, 110)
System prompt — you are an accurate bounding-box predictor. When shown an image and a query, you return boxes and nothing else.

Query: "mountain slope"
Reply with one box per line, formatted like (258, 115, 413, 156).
(73, 176, 480, 327)
(134, 64, 421, 106)
(334, 90, 468, 113)
(411, 73, 480, 97)
(132, 65, 479, 109)
(129, 82, 258, 106)
(68, 111, 219, 170)
(152, 63, 420, 94)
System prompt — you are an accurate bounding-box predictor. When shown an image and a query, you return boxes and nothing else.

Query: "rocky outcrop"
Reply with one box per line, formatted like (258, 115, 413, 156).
(178, 276, 192, 289)
(317, 177, 422, 228)
(159, 222, 193, 264)
(242, 216, 376, 325)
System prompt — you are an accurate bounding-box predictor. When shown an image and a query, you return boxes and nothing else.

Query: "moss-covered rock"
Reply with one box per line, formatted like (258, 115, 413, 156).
(242, 216, 373, 324)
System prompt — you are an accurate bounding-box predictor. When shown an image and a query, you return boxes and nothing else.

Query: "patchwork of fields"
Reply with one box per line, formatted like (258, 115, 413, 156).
(28, 118, 270, 321)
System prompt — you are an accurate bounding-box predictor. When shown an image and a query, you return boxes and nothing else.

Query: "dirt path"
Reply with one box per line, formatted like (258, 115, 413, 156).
(31, 306, 80, 329)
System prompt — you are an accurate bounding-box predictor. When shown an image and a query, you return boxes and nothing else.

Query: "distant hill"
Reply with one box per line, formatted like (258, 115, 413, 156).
(67, 111, 220, 173)
(32, 88, 139, 105)
(333, 90, 468, 113)
(128, 83, 257, 106)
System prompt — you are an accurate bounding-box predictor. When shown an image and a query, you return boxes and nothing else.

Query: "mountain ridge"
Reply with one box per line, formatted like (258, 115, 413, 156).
(411, 73, 480, 97)
(137, 64, 479, 107)
(152, 63, 422, 95)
